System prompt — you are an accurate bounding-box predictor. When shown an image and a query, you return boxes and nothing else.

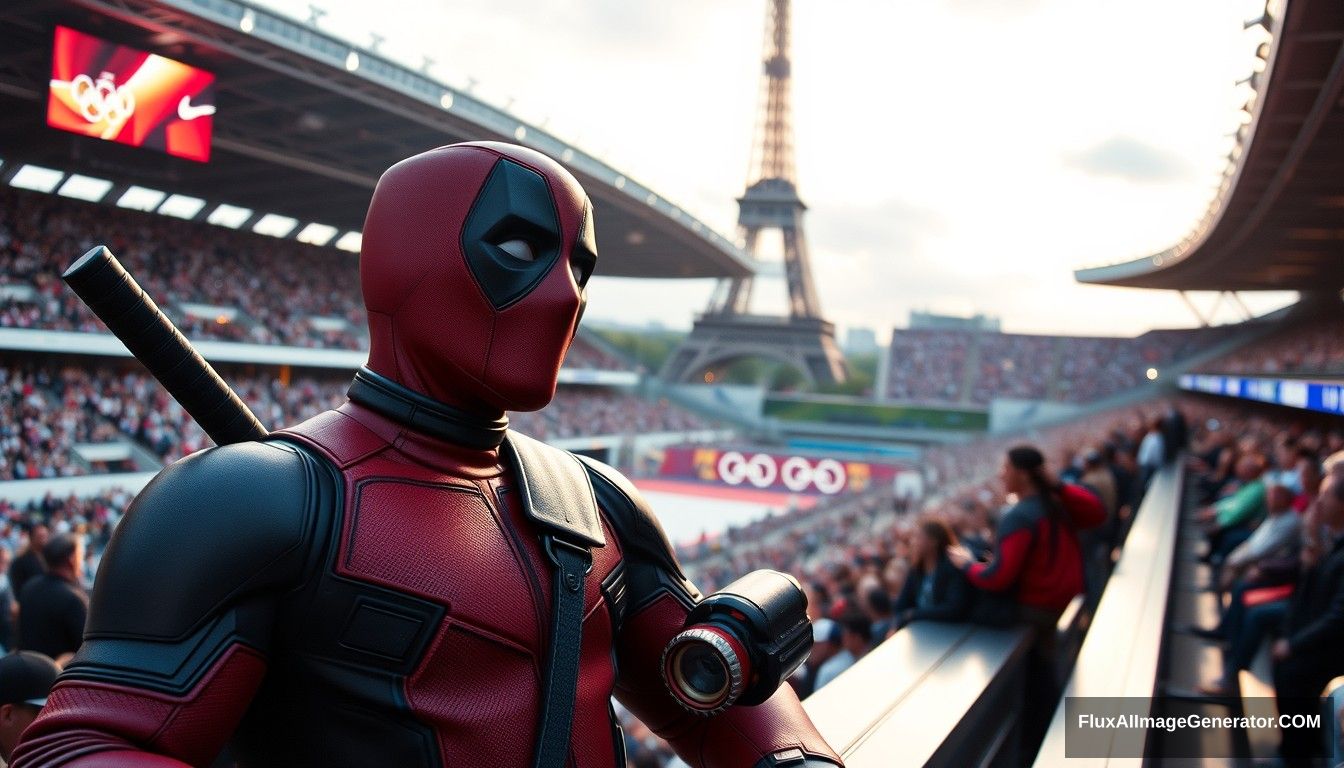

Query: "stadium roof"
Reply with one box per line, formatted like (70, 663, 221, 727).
(0, 0, 753, 279)
(1076, 0, 1344, 292)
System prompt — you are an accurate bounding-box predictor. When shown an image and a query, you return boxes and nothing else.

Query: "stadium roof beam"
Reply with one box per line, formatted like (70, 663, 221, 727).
(0, 0, 753, 280)
(1076, 0, 1344, 292)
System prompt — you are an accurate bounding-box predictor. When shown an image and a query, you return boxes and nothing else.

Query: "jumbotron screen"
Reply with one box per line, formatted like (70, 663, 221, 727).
(47, 25, 216, 162)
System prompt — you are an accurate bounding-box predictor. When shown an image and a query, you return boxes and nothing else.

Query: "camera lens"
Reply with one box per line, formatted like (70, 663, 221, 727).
(661, 626, 748, 715)
(672, 642, 730, 703)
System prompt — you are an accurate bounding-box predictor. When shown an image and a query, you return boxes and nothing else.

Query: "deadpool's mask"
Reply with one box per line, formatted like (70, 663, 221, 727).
(360, 142, 597, 414)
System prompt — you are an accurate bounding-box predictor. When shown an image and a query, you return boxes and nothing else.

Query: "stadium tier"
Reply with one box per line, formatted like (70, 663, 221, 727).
(0, 354, 703, 480)
(885, 325, 1241, 406)
(0, 187, 635, 374)
(1197, 312, 1344, 377)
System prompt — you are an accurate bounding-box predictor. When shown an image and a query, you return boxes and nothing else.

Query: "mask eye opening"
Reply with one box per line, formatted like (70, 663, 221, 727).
(484, 215, 559, 264)
(569, 248, 596, 287)
(496, 238, 536, 263)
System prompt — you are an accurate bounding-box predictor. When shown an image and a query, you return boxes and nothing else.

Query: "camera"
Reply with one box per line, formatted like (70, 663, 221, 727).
(661, 569, 812, 715)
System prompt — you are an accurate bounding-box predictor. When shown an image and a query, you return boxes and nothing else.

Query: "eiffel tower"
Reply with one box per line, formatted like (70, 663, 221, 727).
(661, 0, 847, 386)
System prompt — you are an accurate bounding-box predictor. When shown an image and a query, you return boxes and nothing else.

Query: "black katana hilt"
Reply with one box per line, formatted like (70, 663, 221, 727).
(62, 245, 268, 446)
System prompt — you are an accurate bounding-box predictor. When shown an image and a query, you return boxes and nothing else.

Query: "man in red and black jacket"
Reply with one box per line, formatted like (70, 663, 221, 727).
(12, 143, 841, 768)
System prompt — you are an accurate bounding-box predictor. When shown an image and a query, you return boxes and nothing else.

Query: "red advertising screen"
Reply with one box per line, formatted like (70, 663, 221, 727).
(47, 25, 216, 162)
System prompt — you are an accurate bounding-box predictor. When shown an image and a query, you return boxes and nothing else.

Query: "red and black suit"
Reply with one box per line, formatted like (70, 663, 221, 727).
(13, 143, 842, 768)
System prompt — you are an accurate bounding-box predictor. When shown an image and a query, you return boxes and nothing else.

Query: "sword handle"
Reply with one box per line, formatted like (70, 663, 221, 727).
(62, 245, 268, 446)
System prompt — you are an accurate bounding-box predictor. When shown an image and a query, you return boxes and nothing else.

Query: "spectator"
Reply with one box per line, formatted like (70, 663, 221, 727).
(1079, 449, 1119, 597)
(1196, 453, 1269, 567)
(1137, 417, 1166, 490)
(893, 516, 971, 630)
(1272, 461, 1344, 766)
(953, 498, 993, 560)
(0, 548, 13, 652)
(17, 534, 88, 661)
(813, 613, 872, 691)
(1224, 485, 1302, 588)
(0, 651, 59, 764)
(793, 617, 839, 700)
(948, 445, 1105, 752)
(1196, 484, 1302, 697)
(7, 523, 47, 598)
(862, 587, 898, 643)
(1161, 405, 1189, 462)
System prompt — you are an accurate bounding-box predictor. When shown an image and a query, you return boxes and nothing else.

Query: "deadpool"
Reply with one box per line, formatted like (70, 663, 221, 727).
(12, 142, 843, 768)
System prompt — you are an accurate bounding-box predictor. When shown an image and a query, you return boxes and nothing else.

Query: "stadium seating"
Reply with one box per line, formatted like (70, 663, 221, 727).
(0, 188, 636, 374)
(0, 356, 701, 478)
(885, 326, 1239, 406)
(1198, 314, 1344, 376)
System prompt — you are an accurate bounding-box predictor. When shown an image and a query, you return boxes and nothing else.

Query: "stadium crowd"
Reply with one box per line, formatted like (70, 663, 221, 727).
(1201, 314, 1344, 376)
(0, 188, 645, 377)
(885, 326, 1238, 406)
(2, 356, 703, 477)
(0, 188, 366, 349)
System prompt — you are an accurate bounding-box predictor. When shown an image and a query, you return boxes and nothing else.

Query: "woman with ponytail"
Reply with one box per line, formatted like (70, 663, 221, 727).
(948, 444, 1106, 753)
(948, 445, 1104, 620)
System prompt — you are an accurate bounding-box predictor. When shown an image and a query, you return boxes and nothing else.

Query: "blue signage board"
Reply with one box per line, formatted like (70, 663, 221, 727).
(1179, 373, 1344, 415)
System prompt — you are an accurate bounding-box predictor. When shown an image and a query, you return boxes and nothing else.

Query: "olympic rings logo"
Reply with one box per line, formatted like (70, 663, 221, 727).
(780, 456, 846, 494)
(717, 451, 777, 488)
(716, 452, 848, 494)
(69, 71, 136, 125)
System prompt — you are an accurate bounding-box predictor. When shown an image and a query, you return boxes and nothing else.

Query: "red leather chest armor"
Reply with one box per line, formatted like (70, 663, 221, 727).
(278, 404, 625, 768)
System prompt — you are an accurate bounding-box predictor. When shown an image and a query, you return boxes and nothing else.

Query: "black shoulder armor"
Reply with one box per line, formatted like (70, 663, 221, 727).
(85, 439, 338, 642)
(577, 455, 701, 615)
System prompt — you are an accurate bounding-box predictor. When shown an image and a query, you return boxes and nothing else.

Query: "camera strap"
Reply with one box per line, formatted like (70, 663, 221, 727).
(502, 432, 605, 768)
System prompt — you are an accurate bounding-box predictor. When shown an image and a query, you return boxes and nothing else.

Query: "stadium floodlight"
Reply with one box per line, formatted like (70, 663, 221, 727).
(9, 164, 65, 193)
(296, 222, 339, 246)
(334, 231, 363, 253)
(56, 174, 113, 202)
(207, 204, 254, 229)
(158, 194, 207, 219)
(117, 185, 166, 211)
(253, 213, 299, 238)
(345, 51, 360, 72)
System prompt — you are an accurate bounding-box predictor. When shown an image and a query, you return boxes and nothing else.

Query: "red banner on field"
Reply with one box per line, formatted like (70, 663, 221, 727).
(658, 447, 909, 496)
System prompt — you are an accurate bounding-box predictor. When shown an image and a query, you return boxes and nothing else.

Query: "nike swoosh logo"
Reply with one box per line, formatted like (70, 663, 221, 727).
(177, 95, 216, 121)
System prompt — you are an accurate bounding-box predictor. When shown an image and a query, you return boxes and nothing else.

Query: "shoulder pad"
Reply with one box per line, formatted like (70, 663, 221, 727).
(576, 455, 700, 609)
(87, 440, 338, 641)
(502, 431, 604, 549)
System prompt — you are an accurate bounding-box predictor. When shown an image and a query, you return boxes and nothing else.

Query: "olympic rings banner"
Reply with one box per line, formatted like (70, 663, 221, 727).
(658, 447, 907, 496)
(47, 26, 217, 162)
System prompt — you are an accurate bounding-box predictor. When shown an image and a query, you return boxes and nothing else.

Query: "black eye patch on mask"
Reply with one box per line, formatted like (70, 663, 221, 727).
(461, 158, 563, 310)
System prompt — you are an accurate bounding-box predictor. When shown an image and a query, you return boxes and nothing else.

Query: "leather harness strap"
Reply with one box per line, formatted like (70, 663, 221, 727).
(502, 432, 605, 768)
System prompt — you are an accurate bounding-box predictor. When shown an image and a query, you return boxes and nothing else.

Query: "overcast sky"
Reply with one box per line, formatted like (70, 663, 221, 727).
(255, 0, 1295, 339)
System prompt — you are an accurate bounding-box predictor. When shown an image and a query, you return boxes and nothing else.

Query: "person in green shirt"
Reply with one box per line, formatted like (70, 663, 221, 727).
(1197, 453, 1268, 568)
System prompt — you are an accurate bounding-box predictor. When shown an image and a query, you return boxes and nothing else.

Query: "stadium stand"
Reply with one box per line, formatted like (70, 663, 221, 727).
(0, 355, 700, 477)
(1198, 312, 1344, 376)
(0, 188, 639, 373)
(885, 326, 1241, 406)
